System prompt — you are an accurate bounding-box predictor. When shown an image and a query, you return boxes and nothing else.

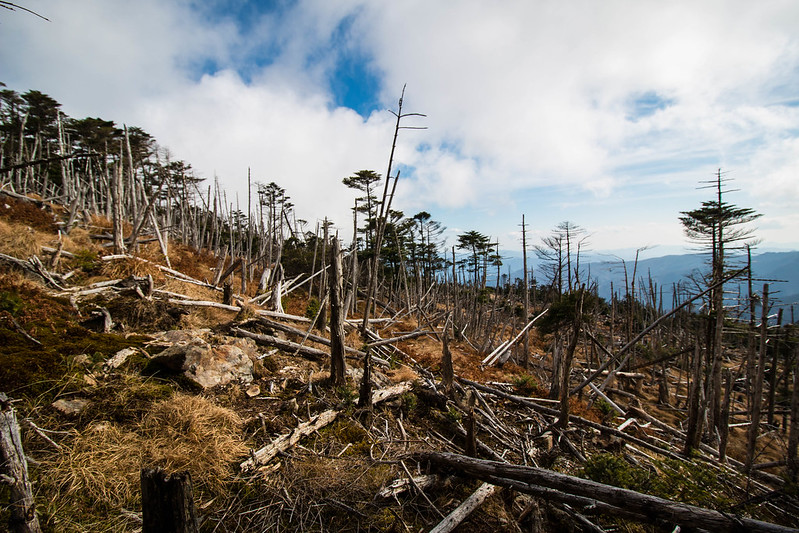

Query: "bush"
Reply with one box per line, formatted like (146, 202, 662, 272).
(594, 398, 617, 422)
(305, 297, 320, 320)
(512, 374, 539, 395)
(73, 249, 100, 273)
(580, 453, 647, 490)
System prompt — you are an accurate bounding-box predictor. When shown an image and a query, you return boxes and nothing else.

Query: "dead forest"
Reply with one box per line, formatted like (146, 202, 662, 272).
(0, 86, 798, 532)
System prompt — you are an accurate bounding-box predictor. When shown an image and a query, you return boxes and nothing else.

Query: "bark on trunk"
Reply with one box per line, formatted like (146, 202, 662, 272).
(0, 394, 42, 533)
(329, 238, 346, 387)
(415, 451, 796, 533)
(140, 467, 199, 533)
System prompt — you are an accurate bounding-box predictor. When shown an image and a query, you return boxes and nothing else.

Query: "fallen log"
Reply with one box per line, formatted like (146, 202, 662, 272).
(230, 326, 389, 366)
(377, 474, 439, 498)
(230, 327, 329, 361)
(365, 329, 436, 348)
(241, 382, 412, 472)
(414, 452, 797, 533)
(250, 317, 366, 358)
(481, 308, 549, 368)
(428, 482, 499, 533)
(0, 253, 66, 289)
(459, 378, 685, 462)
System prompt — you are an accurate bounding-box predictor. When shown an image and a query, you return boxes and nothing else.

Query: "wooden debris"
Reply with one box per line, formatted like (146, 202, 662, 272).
(428, 482, 498, 533)
(140, 467, 199, 533)
(377, 474, 438, 498)
(241, 382, 413, 472)
(0, 393, 43, 533)
(415, 451, 797, 533)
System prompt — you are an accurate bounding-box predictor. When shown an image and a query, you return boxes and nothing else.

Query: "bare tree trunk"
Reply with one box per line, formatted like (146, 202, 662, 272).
(767, 308, 783, 426)
(140, 467, 199, 533)
(719, 368, 734, 463)
(0, 394, 42, 533)
(441, 321, 454, 396)
(521, 214, 530, 369)
(558, 288, 584, 428)
(684, 343, 704, 456)
(746, 283, 769, 472)
(329, 237, 346, 387)
(111, 161, 126, 255)
(788, 343, 799, 481)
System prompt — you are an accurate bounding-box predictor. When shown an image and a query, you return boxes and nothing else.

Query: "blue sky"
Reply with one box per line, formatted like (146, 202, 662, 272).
(2, 0, 798, 260)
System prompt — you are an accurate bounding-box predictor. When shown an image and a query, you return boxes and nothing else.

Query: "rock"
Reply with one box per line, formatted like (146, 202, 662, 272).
(150, 332, 255, 389)
(72, 353, 92, 366)
(104, 347, 140, 371)
(52, 398, 90, 415)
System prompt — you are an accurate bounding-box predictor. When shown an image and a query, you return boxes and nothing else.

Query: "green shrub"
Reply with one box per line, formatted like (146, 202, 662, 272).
(512, 374, 539, 395)
(73, 249, 99, 273)
(594, 398, 616, 422)
(400, 392, 418, 416)
(305, 297, 320, 320)
(580, 453, 647, 490)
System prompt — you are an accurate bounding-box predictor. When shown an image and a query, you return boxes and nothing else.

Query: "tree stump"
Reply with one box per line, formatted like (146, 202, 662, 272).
(0, 393, 42, 533)
(140, 467, 199, 533)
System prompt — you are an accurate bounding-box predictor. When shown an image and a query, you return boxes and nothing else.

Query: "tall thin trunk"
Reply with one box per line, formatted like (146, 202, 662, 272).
(746, 283, 769, 472)
(522, 214, 530, 369)
(329, 238, 346, 387)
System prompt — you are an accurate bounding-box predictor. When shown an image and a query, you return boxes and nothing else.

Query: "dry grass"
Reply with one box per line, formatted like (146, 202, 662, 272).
(141, 394, 249, 491)
(0, 218, 43, 257)
(386, 364, 418, 383)
(41, 393, 249, 521)
(100, 255, 163, 281)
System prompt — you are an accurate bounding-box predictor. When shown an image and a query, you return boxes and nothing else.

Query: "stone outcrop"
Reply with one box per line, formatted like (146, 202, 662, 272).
(148, 330, 259, 389)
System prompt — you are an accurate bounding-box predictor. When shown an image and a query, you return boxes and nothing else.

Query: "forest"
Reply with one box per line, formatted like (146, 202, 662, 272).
(0, 83, 798, 532)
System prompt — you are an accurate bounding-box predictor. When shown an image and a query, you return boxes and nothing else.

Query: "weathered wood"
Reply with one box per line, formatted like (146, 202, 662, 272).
(571, 267, 748, 397)
(377, 474, 438, 498)
(0, 394, 42, 533)
(250, 317, 366, 358)
(747, 284, 769, 472)
(415, 452, 797, 533)
(441, 328, 454, 396)
(329, 237, 346, 387)
(241, 382, 412, 471)
(230, 327, 329, 361)
(0, 253, 66, 289)
(365, 329, 436, 348)
(459, 378, 685, 462)
(482, 308, 549, 368)
(140, 467, 199, 533)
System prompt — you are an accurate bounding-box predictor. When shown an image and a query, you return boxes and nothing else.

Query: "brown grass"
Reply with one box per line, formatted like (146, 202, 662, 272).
(42, 393, 249, 515)
(0, 196, 58, 232)
(0, 218, 43, 257)
(100, 255, 163, 280)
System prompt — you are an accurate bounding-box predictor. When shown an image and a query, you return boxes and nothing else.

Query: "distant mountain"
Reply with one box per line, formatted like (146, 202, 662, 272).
(491, 250, 799, 321)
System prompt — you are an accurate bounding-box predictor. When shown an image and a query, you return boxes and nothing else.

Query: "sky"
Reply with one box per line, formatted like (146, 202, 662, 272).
(2, 0, 798, 260)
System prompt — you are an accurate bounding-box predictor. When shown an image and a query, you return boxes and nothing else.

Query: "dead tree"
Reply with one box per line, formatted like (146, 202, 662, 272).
(558, 287, 584, 428)
(415, 452, 796, 533)
(361, 85, 425, 336)
(747, 283, 769, 472)
(140, 467, 199, 533)
(0, 394, 42, 533)
(329, 237, 346, 387)
(788, 341, 799, 481)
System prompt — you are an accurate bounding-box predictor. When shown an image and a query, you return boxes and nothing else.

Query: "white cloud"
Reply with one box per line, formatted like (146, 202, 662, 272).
(137, 70, 395, 233)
